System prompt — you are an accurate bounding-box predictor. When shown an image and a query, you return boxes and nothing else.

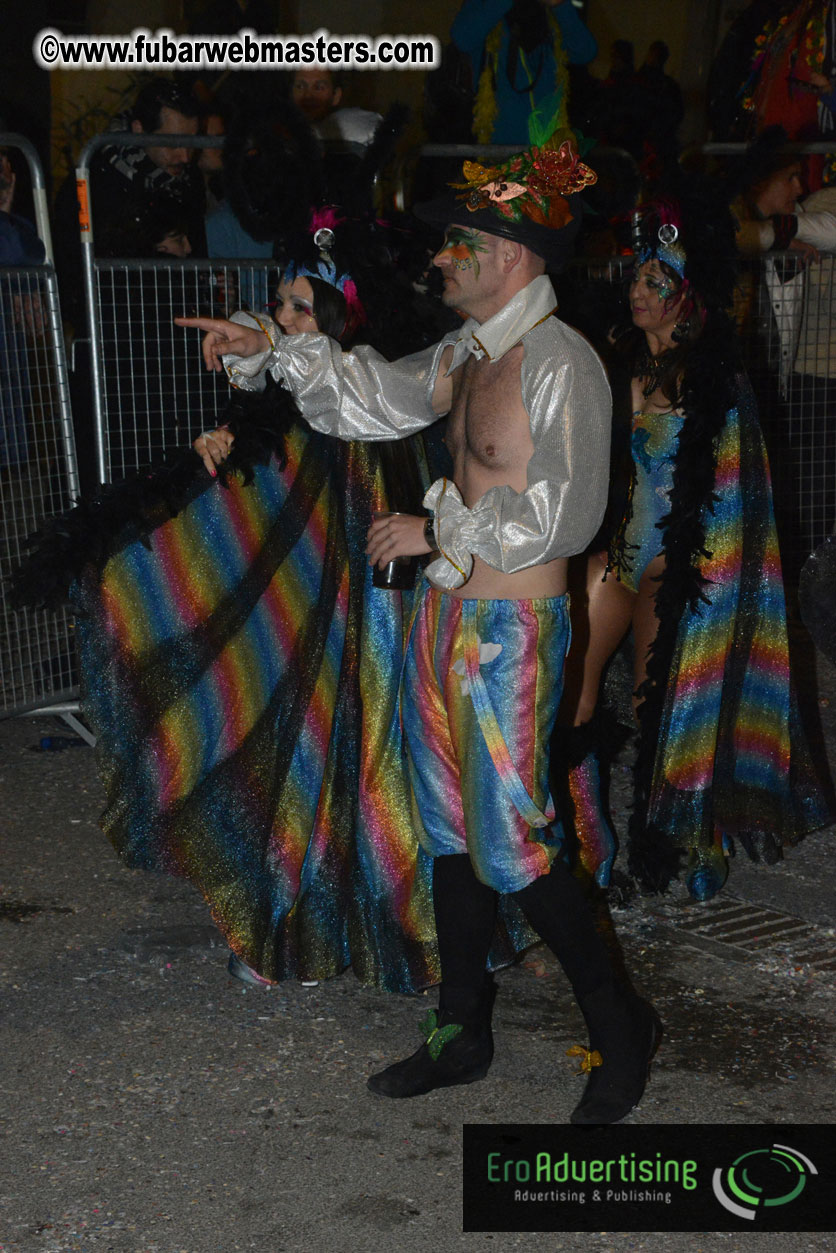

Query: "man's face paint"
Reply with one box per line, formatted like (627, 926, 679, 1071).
(439, 227, 488, 277)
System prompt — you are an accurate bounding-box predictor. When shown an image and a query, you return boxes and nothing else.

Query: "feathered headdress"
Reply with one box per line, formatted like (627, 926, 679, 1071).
(414, 94, 596, 268)
(632, 178, 738, 315)
(282, 206, 367, 330)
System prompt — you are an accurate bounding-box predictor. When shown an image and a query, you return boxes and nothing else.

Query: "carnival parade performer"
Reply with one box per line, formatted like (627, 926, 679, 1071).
(176, 211, 448, 990)
(14, 208, 517, 996)
(557, 192, 832, 904)
(178, 123, 663, 1126)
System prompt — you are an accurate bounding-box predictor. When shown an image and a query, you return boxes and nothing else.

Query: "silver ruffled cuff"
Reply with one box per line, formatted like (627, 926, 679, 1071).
(423, 478, 494, 590)
(222, 311, 275, 389)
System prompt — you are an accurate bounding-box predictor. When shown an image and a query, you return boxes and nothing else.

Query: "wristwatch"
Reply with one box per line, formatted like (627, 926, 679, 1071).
(423, 515, 439, 553)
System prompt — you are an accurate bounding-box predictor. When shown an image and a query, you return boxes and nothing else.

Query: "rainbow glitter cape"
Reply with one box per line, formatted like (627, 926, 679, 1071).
(629, 378, 832, 889)
(59, 389, 533, 991)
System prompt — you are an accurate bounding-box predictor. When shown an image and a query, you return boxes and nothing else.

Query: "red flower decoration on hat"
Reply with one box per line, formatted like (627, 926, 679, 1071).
(528, 141, 596, 198)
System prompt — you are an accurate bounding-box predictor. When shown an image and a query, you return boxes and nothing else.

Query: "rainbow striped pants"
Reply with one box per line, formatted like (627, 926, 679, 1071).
(402, 585, 570, 894)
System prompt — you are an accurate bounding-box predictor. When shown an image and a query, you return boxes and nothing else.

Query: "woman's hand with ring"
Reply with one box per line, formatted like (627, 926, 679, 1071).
(194, 426, 235, 476)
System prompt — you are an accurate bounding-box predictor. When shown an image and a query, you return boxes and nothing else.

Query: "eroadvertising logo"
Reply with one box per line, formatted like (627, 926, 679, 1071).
(462, 1125, 834, 1233)
(712, 1143, 818, 1220)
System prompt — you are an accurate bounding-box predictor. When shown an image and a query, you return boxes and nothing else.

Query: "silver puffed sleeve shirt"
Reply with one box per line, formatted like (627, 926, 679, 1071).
(222, 278, 612, 588)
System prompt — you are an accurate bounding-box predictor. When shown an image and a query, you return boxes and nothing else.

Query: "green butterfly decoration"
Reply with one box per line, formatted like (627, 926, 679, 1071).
(420, 1009, 464, 1061)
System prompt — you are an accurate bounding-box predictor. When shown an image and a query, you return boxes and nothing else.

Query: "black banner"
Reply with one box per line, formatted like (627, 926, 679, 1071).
(463, 1124, 835, 1232)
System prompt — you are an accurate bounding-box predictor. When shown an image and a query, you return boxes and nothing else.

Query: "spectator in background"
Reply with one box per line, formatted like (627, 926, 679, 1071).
(737, 0, 831, 143)
(0, 145, 44, 266)
(591, 40, 655, 167)
(97, 195, 195, 261)
(732, 126, 836, 572)
(291, 69, 382, 149)
(604, 38, 635, 83)
(89, 79, 204, 239)
(53, 78, 205, 333)
(708, 0, 786, 140)
(204, 103, 324, 310)
(451, 0, 597, 144)
(288, 70, 404, 216)
(186, 0, 279, 113)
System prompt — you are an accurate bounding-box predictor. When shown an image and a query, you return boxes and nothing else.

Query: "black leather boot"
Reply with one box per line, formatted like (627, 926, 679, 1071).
(367, 979, 496, 1098)
(569, 982, 662, 1125)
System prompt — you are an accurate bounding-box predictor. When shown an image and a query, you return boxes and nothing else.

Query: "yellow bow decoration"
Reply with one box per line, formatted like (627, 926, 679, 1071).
(566, 1045, 603, 1075)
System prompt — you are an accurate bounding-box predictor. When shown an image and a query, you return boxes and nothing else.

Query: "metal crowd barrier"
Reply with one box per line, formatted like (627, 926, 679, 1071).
(739, 248, 836, 578)
(0, 134, 83, 722)
(76, 131, 376, 482)
(92, 257, 278, 479)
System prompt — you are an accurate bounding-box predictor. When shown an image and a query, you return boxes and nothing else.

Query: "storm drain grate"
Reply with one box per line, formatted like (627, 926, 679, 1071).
(665, 896, 836, 975)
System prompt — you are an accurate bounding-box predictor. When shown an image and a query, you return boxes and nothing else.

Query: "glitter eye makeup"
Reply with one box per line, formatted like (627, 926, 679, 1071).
(648, 278, 674, 302)
(632, 266, 676, 303)
(274, 294, 314, 318)
(442, 228, 487, 276)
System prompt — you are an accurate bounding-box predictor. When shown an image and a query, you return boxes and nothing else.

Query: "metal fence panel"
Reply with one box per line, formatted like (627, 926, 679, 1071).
(736, 251, 836, 578)
(92, 259, 277, 480)
(1, 263, 80, 716)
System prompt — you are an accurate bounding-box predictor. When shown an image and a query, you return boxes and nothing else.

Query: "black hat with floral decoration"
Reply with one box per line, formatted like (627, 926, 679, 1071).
(414, 95, 596, 269)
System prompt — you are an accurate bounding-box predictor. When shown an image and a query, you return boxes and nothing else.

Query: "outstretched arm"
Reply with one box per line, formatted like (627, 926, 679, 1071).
(175, 315, 271, 371)
(178, 310, 454, 441)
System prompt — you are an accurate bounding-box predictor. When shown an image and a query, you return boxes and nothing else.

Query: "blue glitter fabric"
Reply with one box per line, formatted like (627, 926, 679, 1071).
(618, 408, 685, 594)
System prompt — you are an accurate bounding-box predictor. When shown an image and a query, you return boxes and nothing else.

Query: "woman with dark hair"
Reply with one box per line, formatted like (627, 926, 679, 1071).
(557, 193, 831, 902)
(18, 208, 532, 998)
(61, 212, 457, 994)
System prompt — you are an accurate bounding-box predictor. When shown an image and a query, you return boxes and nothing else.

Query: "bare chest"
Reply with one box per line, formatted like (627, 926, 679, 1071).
(446, 348, 533, 474)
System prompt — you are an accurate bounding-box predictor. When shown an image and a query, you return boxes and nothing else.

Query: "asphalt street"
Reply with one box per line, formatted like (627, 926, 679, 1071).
(1, 641, 835, 1252)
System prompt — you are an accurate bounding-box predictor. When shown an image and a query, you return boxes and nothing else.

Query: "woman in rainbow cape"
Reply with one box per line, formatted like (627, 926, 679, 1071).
(557, 189, 832, 903)
(10, 101, 538, 994)
(15, 206, 536, 993)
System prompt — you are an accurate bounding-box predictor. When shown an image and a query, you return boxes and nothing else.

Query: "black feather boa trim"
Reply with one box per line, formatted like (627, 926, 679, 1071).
(626, 313, 742, 890)
(8, 380, 302, 613)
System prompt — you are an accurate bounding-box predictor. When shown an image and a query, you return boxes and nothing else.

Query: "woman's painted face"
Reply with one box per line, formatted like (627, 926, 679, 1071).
(272, 275, 318, 336)
(629, 259, 684, 340)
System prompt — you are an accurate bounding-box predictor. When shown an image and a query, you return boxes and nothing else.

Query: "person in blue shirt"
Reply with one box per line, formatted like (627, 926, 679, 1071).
(452, 0, 597, 144)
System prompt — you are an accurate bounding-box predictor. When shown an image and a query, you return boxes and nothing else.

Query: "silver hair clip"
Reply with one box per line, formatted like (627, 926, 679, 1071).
(313, 227, 335, 255)
(312, 226, 337, 282)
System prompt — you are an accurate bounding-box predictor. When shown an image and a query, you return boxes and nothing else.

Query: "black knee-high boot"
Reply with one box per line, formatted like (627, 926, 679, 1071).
(367, 854, 498, 1098)
(513, 862, 661, 1125)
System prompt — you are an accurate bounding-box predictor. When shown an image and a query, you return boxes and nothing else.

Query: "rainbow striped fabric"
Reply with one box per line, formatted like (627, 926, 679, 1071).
(402, 587, 568, 894)
(643, 392, 831, 867)
(74, 423, 534, 990)
(75, 425, 443, 990)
